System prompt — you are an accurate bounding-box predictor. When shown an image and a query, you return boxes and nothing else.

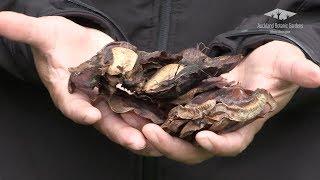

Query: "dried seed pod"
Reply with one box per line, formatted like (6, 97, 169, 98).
(68, 41, 277, 143)
(108, 92, 166, 124)
(162, 86, 276, 139)
(107, 47, 138, 75)
(68, 41, 137, 95)
(144, 64, 185, 92)
(142, 53, 244, 99)
(173, 99, 216, 120)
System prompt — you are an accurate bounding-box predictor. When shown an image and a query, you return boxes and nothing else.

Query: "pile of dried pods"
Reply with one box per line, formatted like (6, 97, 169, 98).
(68, 41, 277, 142)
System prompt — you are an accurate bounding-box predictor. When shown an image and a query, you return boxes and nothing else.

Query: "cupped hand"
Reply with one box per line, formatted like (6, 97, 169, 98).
(0, 11, 111, 124)
(142, 40, 320, 164)
(0, 11, 161, 154)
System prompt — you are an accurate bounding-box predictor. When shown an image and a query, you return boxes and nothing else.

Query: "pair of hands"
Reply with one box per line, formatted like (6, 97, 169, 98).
(1, 12, 320, 164)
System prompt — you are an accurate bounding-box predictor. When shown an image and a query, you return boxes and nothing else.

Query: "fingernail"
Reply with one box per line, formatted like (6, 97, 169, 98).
(127, 136, 146, 151)
(84, 108, 101, 124)
(130, 143, 146, 151)
(143, 124, 160, 143)
(197, 134, 214, 151)
(148, 130, 160, 143)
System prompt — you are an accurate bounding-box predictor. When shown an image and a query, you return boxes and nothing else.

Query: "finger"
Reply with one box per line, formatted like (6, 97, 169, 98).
(47, 70, 101, 125)
(0, 11, 47, 47)
(59, 91, 102, 125)
(196, 118, 265, 156)
(121, 113, 163, 156)
(143, 124, 213, 164)
(121, 112, 151, 130)
(131, 142, 163, 157)
(275, 56, 320, 88)
(94, 101, 147, 151)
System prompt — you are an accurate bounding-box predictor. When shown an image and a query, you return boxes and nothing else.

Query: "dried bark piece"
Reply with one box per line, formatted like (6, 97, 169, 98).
(180, 119, 210, 139)
(174, 99, 216, 120)
(143, 64, 185, 92)
(68, 41, 137, 95)
(107, 92, 166, 124)
(119, 51, 183, 97)
(138, 51, 244, 99)
(68, 41, 277, 143)
(171, 77, 232, 105)
(162, 86, 276, 139)
(107, 47, 138, 75)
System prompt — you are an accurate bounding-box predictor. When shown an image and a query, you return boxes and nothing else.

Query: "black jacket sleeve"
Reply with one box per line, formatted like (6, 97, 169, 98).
(0, 0, 126, 83)
(210, 0, 320, 66)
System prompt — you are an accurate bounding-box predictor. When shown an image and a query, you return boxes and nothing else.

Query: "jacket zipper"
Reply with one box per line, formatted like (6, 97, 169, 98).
(63, 0, 129, 41)
(140, 2, 174, 179)
(141, 3, 173, 180)
(157, 0, 172, 50)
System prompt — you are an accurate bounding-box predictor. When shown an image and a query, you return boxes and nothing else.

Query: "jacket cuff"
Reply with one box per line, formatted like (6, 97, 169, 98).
(209, 15, 320, 66)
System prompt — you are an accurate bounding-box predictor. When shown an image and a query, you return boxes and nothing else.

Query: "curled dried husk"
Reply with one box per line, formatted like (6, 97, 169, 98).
(68, 41, 277, 142)
(162, 85, 276, 140)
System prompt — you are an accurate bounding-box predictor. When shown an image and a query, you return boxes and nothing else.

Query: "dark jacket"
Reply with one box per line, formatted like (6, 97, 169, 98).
(0, 0, 319, 180)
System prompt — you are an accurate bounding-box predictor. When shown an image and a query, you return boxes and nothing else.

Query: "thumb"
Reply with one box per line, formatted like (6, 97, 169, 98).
(0, 11, 47, 47)
(275, 56, 320, 88)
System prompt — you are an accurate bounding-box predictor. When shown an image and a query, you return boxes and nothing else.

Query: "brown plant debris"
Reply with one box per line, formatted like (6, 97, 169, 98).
(68, 41, 277, 142)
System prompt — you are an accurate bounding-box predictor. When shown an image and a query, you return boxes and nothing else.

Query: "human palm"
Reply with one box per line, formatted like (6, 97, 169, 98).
(30, 16, 113, 124)
(141, 40, 320, 163)
(0, 11, 153, 153)
(224, 40, 313, 115)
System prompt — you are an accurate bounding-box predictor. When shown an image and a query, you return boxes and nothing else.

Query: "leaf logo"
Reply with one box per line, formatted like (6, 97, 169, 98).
(264, 8, 297, 21)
